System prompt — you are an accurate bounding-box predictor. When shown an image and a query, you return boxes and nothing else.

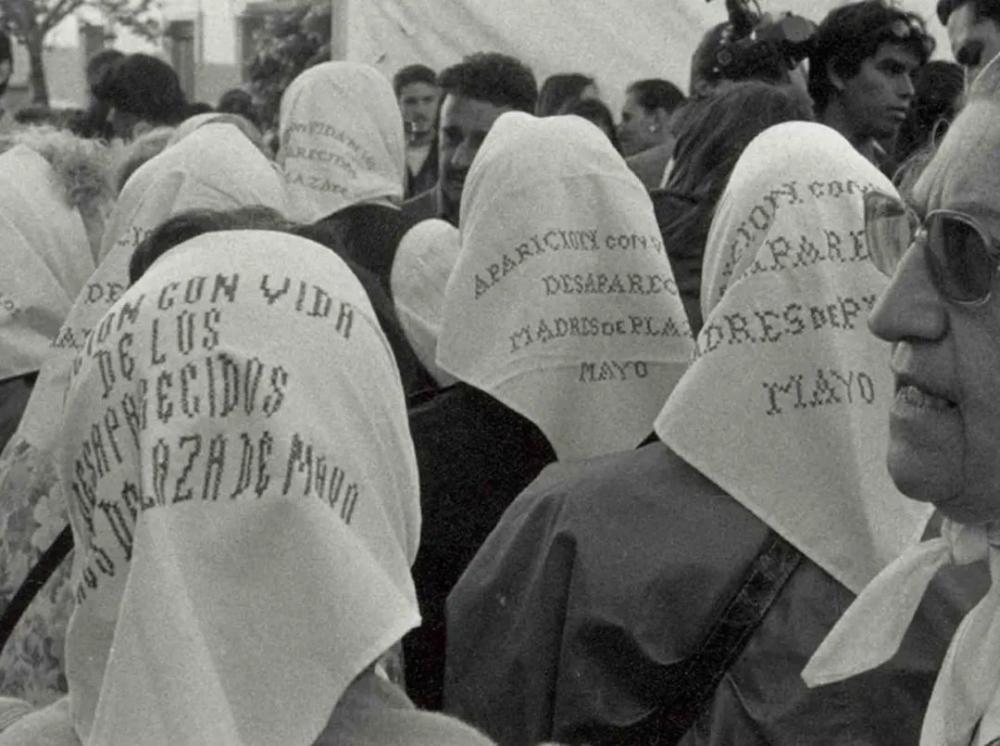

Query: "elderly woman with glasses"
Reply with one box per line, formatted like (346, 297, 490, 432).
(803, 46, 1000, 746)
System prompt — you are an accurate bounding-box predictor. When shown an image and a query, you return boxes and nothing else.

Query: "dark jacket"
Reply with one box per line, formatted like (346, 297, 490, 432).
(299, 203, 413, 294)
(446, 442, 987, 745)
(404, 383, 557, 711)
(295, 215, 436, 397)
(406, 139, 439, 199)
(651, 189, 714, 336)
(402, 186, 457, 228)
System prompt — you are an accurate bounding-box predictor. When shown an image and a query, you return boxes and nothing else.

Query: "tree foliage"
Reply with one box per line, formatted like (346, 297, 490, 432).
(247, 0, 330, 132)
(0, 0, 159, 104)
(0, 0, 158, 39)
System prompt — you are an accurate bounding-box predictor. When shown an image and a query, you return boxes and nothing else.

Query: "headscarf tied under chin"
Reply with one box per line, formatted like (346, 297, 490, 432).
(60, 231, 421, 746)
(278, 61, 405, 222)
(656, 121, 932, 595)
(437, 112, 694, 461)
(804, 60, 1000, 746)
(0, 145, 95, 382)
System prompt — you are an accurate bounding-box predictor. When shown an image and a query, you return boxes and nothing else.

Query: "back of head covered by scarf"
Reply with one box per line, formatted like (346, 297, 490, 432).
(804, 59, 1000, 746)
(0, 144, 96, 706)
(12, 122, 288, 460)
(59, 230, 420, 745)
(391, 219, 461, 388)
(0, 145, 95, 383)
(436, 112, 694, 461)
(278, 61, 405, 223)
(655, 121, 932, 596)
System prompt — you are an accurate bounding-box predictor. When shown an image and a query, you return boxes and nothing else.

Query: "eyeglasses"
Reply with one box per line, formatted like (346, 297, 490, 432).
(863, 190, 1000, 305)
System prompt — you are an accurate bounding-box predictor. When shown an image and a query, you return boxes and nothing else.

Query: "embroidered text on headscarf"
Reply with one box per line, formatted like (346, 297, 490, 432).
(803, 54, 1000, 746)
(657, 122, 932, 595)
(437, 112, 694, 460)
(66, 253, 357, 603)
(0, 145, 94, 381)
(61, 231, 420, 746)
(279, 62, 405, 222)
(14, 122, 286, 455)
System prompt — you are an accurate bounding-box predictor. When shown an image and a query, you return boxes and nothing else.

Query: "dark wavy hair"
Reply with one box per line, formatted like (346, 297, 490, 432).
(808, 0, 933, 113)
(93, 53, 187, 126)
(438, 52, 537, 113)
(536, 73, 595, 116)
(559, 97, 621, 153)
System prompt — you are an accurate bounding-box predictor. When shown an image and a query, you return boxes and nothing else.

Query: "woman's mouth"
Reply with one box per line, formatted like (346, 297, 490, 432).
(895, 383, 956, 412)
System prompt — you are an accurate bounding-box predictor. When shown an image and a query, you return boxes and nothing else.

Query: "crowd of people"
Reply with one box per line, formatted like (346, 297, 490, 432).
(0, 0, 999, 742)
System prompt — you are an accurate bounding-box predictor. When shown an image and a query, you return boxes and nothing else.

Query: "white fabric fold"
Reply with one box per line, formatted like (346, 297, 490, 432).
(803, 521, 1000, 746)
(391, 219, 461, 387)
(655, 121, 932, 595)
(14, 122, 287, 459)
(278, 61, 405, 222)
(59, 231, 421, 745)
(437, 112, 694, 460)
(0, 145, 95, 381)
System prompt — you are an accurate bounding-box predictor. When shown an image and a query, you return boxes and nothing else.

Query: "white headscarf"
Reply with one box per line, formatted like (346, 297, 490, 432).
(0, 145, 95, 381)
(15, 122, 287, 458)
(278, 61, 405, 222)
(437, 112, 694, 460)
(655, 121, 932, 595)
(391, 219, 461, 387)
(167, 112, 264, 151)
(60, 230, 420, 746)
(804, 60, 1000, 746)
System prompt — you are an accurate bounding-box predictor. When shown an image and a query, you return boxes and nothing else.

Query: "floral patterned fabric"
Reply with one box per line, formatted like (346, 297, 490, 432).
(0, 436, 73, 706)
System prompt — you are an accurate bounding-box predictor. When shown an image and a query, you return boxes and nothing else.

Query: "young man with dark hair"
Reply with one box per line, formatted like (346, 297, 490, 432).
(93, 53, 187, 141)
(808, 0, 933, 169)
(393, 64, 441, 198)
(938, 0, 1000, 84)
(402, 52, 537, 226)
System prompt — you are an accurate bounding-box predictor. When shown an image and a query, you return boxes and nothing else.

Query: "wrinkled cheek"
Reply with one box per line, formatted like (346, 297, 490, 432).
(961, 418, 1000, 522)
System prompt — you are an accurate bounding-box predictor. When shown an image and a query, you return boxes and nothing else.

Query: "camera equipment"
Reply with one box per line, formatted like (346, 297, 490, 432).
(705, 0, 816, 82)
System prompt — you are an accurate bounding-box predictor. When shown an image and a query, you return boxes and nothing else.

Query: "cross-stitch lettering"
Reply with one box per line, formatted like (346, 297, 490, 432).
(282, 145, 359, 179)
(761, 367, 876, 416)
(510, 314, 689, 353)
(694, 294, 878, 358)
(541, 272, 678, 297)
(579, 360, 650, 382)
(472, 228, 600, 299)
(258, 275, 354, 338)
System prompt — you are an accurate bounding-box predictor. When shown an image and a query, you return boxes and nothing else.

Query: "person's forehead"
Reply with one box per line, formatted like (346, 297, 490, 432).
(914, 136, 1000, 234)
(440, 94, 511, 130)
(399, 81, 438, 99)
(869, 41, 921, 70)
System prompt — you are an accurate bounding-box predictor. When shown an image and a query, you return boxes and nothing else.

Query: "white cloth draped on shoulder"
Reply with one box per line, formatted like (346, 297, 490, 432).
(655, 121, 932, 595)
(59, 231, 421, 746)
(14, 122, 287, 460)
(391, 219, 461, 387)
(278, 61, 405, 222)
(436, 112, 694, 460)
(0, 145, 95, 382)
